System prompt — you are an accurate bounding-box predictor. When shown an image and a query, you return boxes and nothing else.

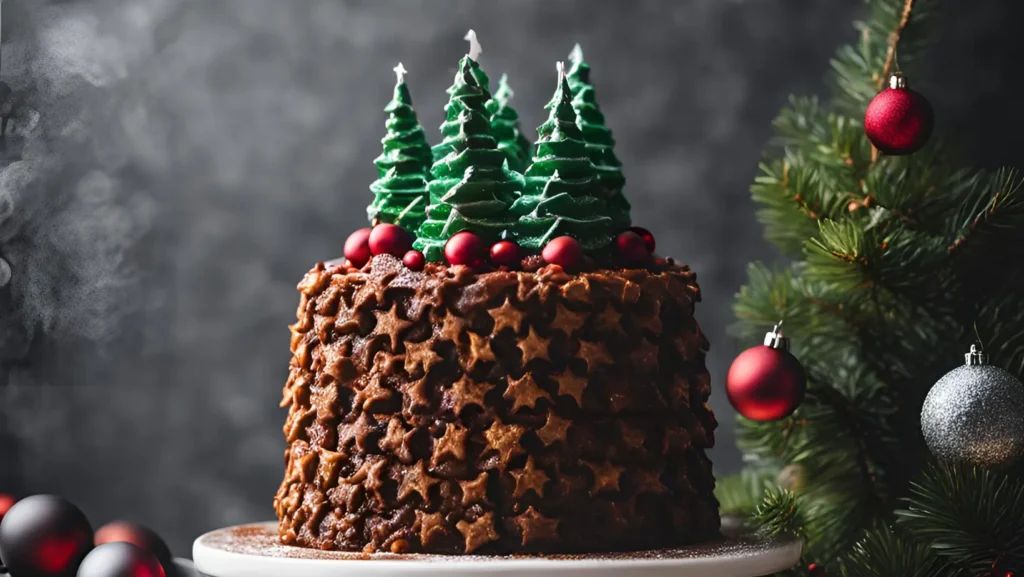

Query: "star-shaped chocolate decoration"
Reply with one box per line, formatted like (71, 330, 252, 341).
(317, 447, 348, 485)
(550, 302, 586, 336)
(504, 373, 552, 413)
(415, 511, 448, 548)
(373, 303, 413, 351)
(445, 375, 494, 416)
(633, 466, 667, 495)
(514, 506, 561, 546)
(662, 425, 692, 454)
(585, 460, 624, 495)
(630, 338, 660, 372)
(344, 456, 387, 490)
(363, 458, 390, 503)
(551, 369, 588, 407)
(577, 340, 613, 372)
(372, 349, 405, 374)
(465, 332, 496, 369)
(380, 416, 415, 462)
(353, 412, 381, 452)
(484, 419, 526, 470)
(489, 297, 525, 334)
(456, 512, 499, 553)
(404, 339, 442, 375)
(635, 300, 663, 334)
(609, 495, 639, 526)
(461, 471, 491, 506)
(511, 456, 549, 498)
(619, 423, 647, 451)
(593, 306, 623, 334)
(431, 422, 469, 467)
(517, 327, 551, 364)
(399, 377, 432, 413)
(397, 461, 440, 503)
(536, 412, 572, 446)
(353, 374, 393, 411)
(438, 312, 468, 344)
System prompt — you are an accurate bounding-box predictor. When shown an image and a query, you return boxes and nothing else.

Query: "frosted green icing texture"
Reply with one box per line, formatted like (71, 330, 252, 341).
(486, 74, 532, 174)
(414, 57, 524, 262)
(509, 70, 613, 252)
(367, 80, 432, 229)
(567, 46, 631, 228)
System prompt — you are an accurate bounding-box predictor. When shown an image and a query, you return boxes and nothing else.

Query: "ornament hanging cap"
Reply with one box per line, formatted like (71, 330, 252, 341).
(965, 343, 988, 366)
(888, 72, 907, 90)
(763, 321, 790, 351)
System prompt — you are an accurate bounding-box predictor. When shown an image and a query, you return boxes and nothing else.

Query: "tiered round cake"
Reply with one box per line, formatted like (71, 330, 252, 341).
(273, 42, 720, 555)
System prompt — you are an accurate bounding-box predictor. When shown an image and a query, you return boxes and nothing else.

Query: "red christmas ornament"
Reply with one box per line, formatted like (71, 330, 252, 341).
(490, 240, 522, 268)
(77, 542, 165, 577)
(808, 562, 826, 576)
(864, 73, 934, 155)
(444, 231, 487, 267)
(0, 494, 94, 577)
(614, 231, 651, 266)
(343, 228, 373, 269)
(629, 226, 656, 253)
(368, 223, 412, 258)
(541, 236, 583, 270)
(94, 522, 173, 575)
(402, 250, 425, 271)
(726, 323, 807, 421)
(0, 494, 15, 522)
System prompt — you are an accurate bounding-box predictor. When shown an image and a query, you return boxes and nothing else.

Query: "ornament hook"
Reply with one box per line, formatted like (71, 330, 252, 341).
(764, 321, 790, 350)
(965, 343, 988, 366)
(888, 72, 907, 90)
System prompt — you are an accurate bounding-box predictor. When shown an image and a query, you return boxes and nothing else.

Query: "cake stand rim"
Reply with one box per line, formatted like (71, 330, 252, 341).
(193, 521, 802, 576)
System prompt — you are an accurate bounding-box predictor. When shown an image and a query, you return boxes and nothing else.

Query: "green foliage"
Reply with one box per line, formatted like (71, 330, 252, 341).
(413, 57, 523, 261)
(367, 76, 432, 229)
(753, 487, 808, 540)
(487, 74, 532, 174)
(734, 0, 1024, 573)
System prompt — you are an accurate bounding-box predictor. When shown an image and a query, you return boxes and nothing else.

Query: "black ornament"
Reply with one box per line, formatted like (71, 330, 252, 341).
(0, 495, 93, 577)
(76, 543, 164, 577)
(94, 522, 173, 576)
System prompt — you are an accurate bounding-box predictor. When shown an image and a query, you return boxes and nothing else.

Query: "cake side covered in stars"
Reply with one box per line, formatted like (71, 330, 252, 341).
(273, 33, 720, 555)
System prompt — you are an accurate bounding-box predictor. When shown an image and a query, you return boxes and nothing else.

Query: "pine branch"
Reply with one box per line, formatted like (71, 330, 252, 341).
(841, 524, 950, 577)
(716, 468, 779, 516)
(946, 168, 1024, 260)
(753, 487, 807, 539)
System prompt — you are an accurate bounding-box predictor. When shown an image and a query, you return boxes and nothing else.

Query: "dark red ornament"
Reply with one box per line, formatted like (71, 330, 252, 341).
(864, 73, 934, 155)
(76, 542, 164, 577)
(808, 562, 825, 576)
(402, 250, 425, 272)
(368, 223, 412, 258)
(541, 236, 583, 270)
(629, 226, 656, 253)
(489, 240, 522, 268)
(614, 231, 651, 266)
(343, 228, 373, 269)
(0, 494, 93, 577)
(726, 323, 807, 421)
(444, 231, 487, 267)
(94, 522, 172, 575)
(0, 494, 15, 522)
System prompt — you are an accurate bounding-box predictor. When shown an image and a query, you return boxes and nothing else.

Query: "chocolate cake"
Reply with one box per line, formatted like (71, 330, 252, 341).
(274, 41, 720, 554)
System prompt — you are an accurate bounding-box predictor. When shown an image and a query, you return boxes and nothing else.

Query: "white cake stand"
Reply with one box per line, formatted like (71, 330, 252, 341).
(192, 521, 801, 577)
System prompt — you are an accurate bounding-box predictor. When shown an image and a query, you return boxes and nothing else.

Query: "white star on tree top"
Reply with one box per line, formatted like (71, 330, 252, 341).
(556, 61, 565, 78)
(393, 62, 407, 83)
(464, 29, 482, 61)
(569, 43, 584, 64)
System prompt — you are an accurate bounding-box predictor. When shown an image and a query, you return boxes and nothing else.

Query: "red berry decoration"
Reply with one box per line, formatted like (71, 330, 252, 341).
(629, 226, 656, 253)
(726, 323, 807, 421)
(541, 236, 583, 270)
(402, 250, 425, 272)
(490, 240, 522, 268)
(808, 562, 826, 576)
(343, 228, 373, 269)
(76, 542, 164, 577)
(94, 522, 172, 575)
(0, 494, 15, 522)
(368, 223, 412, 258)
(864, 73, 934, 155)
(444, 231, 487, 267)
(615, 231, 651, 266)
(0, 494, 93, 577)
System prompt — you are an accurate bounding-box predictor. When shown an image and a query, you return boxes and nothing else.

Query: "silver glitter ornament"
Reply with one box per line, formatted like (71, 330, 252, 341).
(921, 344, 1024, 469)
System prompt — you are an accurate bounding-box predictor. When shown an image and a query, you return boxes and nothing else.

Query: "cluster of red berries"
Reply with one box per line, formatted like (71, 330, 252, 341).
(343, 224, 657, 272)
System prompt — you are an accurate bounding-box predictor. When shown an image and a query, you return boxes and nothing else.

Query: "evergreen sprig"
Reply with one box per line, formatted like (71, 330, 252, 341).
(753, 487, 807, 540)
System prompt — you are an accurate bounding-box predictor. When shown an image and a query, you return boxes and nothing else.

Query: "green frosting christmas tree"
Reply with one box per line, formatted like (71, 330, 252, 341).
(566, 44, 630, 229)
(367, 63, 433, 229)
(509, 63, 613, 252)
(486, 74, 532, 174)
(414, 56, 523, 261)
(433, 30, 491, 163)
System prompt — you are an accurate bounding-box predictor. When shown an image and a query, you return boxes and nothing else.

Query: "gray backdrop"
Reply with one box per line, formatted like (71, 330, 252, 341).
(1, 0, 1021, 557)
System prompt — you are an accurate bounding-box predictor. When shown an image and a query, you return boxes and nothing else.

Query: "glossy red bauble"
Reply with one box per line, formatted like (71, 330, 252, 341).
(343, 228, 373, 269)
(490, 240, 522, 268)
(629, 226, 656, 253)
(0, 494, 15, 522)
(541, 236, 583, 270)
(76, 542, 165, 577)
(368, 223, 412, 258)
(402, 250, 426, 272)
(726, 345, 807, 421)
(444, 231, 488, 267)
(94, 522, 173, 574)
(615, 231, 650, 266)
(864, 74, 934, 155)
(0, 494, 93, 577)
